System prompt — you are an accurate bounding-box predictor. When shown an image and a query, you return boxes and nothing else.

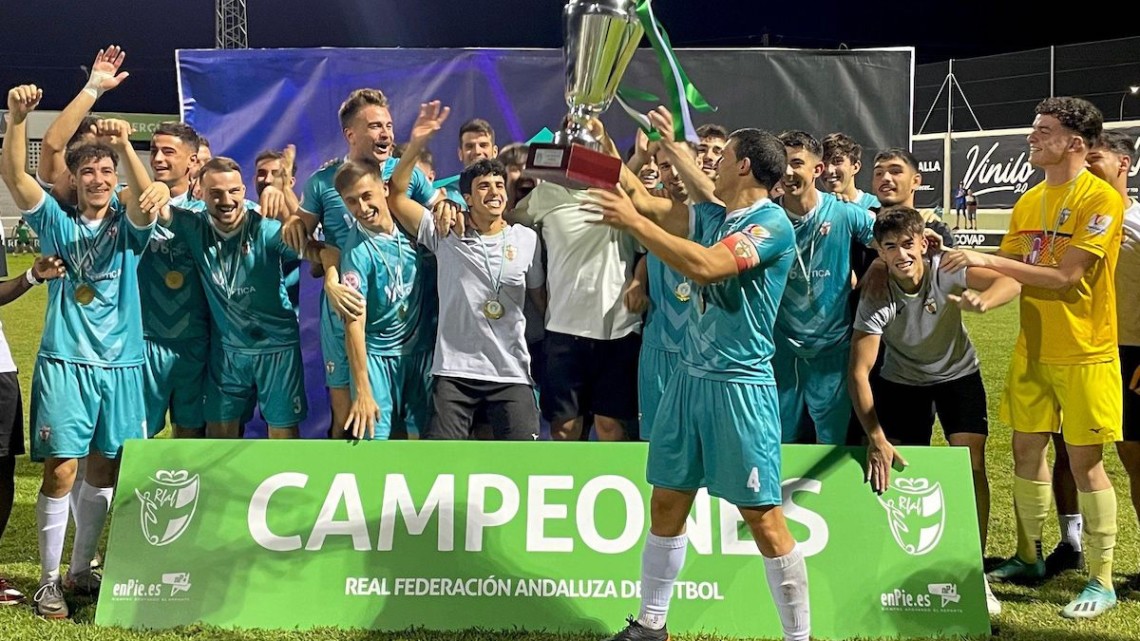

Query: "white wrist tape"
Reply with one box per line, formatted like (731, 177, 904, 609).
(82, 70, 113, 100)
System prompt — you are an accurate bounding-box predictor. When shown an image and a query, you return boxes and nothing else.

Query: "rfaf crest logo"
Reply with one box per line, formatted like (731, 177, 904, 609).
(876, 477, 945, 556)
(135, 470, 200, 546)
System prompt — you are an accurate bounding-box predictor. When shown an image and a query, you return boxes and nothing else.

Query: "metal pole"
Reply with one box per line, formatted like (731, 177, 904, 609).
(1050, 46, 1055, 97)
(947, 59, 954, 134)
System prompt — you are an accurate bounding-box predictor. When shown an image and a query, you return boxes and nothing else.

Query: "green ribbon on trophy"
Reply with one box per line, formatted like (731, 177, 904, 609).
(614, 0, 715, 142)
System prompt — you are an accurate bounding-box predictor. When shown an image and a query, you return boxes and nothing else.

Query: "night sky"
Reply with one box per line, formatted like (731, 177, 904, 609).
(1, 0, 1136, 115)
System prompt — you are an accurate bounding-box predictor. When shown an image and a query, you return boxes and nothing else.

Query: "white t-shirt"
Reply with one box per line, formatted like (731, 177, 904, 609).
(1115, 198, 1140, 346)
(0, 212, 15, 372)
(0, 320, 16, 373)
(416, 214, 544, 385)
(513, 182, 641, 340)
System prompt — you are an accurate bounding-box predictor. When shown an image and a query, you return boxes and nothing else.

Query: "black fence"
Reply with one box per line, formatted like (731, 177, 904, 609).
(915, 37, 1140, 134)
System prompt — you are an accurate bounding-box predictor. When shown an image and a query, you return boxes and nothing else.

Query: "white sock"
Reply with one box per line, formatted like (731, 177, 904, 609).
(68, 482, 113, 576)
(636, 533, 687, 631)
(69, 457, 87, 527)
(1059, 514, 1083, 551)
(36, 493, 70, 584)
(763, 544, 811, 641)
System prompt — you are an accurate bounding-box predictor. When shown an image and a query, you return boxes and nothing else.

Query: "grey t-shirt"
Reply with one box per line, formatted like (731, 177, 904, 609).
(416, 214, 544, 385)
(854, 252, 979, 386)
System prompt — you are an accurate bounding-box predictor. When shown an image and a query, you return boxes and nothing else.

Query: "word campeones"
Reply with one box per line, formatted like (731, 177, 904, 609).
(246, 474, 831, 556)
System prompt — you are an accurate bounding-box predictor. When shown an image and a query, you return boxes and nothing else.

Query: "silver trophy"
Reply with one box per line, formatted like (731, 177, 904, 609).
(526, 0, 645, 188)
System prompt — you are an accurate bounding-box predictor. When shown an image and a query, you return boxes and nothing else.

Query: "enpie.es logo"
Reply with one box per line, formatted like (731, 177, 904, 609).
(112, 572, 192, 601)
(876, 476, 945, 556)
(135, 470, 200, 546)
(880, 583, 962, 612)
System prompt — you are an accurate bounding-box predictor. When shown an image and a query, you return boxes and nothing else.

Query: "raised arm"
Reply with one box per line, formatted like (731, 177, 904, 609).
(1, 86, 48, 210)
(588, 118, 690, 238)
(97, 119, 161, 227)
(647, 107, 718, 205)
(590, 187, 739, 286)
(615, 149, 691, 238)
(38, 46, 129, 185)
(389, 101, 451, 232)
(260, 144, 302, 220)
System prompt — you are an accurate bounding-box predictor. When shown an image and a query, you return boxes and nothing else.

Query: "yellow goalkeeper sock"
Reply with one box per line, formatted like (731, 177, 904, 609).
(1013, 476, 1051, 563)
(1078, 488, 1118, 589)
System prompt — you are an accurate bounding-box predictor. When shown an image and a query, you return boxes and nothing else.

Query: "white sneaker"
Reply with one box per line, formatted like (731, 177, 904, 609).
(984, 576, 1001, 616)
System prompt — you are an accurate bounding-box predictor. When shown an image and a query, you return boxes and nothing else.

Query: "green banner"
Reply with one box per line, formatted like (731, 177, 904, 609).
(97, 442, 988, 639)
(92, 112, 178, 141)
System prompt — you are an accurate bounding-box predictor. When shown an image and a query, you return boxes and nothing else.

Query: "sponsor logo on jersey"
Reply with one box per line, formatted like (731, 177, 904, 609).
(1087, 214, 1113, 236)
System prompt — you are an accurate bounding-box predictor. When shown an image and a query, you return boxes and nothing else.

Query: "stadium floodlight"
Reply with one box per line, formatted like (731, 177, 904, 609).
(1120, 85, 1140, 121)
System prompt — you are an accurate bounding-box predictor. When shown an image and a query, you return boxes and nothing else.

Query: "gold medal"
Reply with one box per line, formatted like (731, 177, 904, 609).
(164, 271, 185, 290)
(674, 282, 692, 302)
(75, 284, 96, 305)
(398, 304, 408, 320)
(483, 299, 505, 320)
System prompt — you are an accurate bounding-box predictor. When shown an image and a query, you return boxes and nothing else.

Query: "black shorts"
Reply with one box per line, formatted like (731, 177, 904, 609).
(424, 376, 539, 441)
(542, 331, 640, 423)
(874, 370, 988, 445)
(0, 371, 24, 458)
(1121, 345, 1140, 442)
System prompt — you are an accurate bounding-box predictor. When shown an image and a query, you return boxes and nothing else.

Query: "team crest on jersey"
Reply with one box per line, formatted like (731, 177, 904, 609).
(733, 241, 755, 260)
(1058, 208, 1072, 226)
(342, 271, 362, 291)
(505, 244, 517, 261)
(819, 221, 832, 236)
(923, 296, 937, 314)
(135, 470, 200, 547)
(876, 477, 946, 556)
(1086, 214, 1113, 236)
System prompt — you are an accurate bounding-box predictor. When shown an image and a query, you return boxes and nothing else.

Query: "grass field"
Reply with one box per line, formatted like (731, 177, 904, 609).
(0, 253, 1138, 641)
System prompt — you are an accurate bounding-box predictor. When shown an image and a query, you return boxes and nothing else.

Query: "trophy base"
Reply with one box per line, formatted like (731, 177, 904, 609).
(524, 142, 622, 190)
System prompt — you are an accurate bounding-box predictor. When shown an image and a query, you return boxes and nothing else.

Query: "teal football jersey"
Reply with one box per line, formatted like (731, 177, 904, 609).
(24, 191, 153, 366)
(643, 254, 691, 353)
(683, 199, 796, 384)
(775, 191, 875, 357)
(167, 206, 300, 353)
(339, 223, 432, 355)
(138, 192, 209, 341)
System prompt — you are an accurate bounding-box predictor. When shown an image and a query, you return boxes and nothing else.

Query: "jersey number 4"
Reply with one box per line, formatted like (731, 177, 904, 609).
(746, 467, 760, 493)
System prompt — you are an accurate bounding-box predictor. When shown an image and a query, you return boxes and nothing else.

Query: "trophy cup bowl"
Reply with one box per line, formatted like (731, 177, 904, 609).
(526, 0, 644, 189)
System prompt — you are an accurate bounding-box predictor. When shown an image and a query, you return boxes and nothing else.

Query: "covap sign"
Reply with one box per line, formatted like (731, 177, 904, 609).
(98, 441, 989, 640)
